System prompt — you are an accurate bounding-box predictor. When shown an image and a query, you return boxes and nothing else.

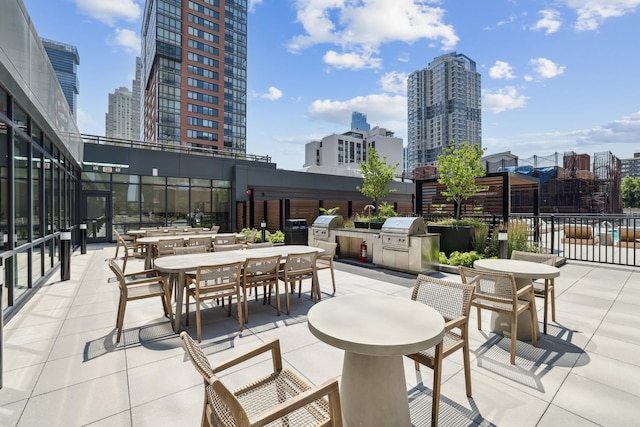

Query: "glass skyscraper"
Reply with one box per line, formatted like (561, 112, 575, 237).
(41, 38, 80, 119)
(141, 0, 247, 154)
(351, 111, 370, 131)
(407, 52, 481, 173)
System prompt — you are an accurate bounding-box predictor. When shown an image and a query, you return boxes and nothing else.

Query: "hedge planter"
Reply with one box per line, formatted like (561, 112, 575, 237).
(427, 224, 474, 256)
(354, 221, 384, 230)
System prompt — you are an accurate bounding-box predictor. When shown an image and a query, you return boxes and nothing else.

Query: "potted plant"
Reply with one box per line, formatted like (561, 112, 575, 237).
(353, 202, 398, 229)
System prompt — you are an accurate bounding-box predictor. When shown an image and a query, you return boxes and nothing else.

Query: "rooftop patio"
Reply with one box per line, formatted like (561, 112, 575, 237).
(1, 244, 639, 426)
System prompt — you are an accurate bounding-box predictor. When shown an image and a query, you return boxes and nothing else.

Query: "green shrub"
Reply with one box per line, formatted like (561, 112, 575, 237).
(268, 230, 284, 243)
(445, 251, 484, 268)
(486, 220, 538, 257)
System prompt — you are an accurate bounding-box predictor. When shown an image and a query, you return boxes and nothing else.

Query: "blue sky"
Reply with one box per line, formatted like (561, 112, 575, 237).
(22, 0, 640, 171)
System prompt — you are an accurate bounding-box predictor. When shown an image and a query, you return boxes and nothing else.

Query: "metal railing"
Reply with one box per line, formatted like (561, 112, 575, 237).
(510, 213, 640, 266)
(82, 134, 272, 163)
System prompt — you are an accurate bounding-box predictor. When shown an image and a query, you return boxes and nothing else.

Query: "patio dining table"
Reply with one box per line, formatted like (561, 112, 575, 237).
(135, 233, 239, 269)
(308, 294, 445, 427)
(473, 258, 560, 340)
(153, 245, 324, 332)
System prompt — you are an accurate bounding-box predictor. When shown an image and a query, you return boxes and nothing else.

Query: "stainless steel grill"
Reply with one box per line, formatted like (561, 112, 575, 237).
(311, 215, 344, 241)
(380, 217, 426, 250)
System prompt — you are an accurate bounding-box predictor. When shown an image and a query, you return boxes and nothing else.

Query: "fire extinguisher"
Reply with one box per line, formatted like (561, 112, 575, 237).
(360, 241, 367, 263)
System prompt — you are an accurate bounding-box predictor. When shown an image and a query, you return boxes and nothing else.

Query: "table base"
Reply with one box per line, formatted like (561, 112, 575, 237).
(340, 352, 411, 427)
(490, 278, 538, 341)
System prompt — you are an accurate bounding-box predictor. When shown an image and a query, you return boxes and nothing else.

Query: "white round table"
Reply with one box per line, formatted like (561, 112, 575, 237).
(473, 258, 560, 340)
(307, 294, 444, 427)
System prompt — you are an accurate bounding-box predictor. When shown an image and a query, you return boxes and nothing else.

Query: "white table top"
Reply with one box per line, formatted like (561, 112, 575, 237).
(307, 294, 444, 357)
(474, 258, 560, 279)
(153, 245, 322, 274)
(126, 228, 209, 236)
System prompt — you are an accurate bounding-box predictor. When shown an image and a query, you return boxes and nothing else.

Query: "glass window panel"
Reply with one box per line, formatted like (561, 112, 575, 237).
(82, 172, 111, 182)
(190, 187, 210, 226)
(141, 175, 166, 184)
(142, 184, 167, 226)
(0, 126, 8, 241)
(0, 86, 7, 116)
(112, 178, 139, 225)
(32, 149, 42, 239)
(14, 135, 28, 246)
(168, 177, 189, 186)
(13, 102, 28, 132)
(212, 187, 230, 231)
(82, 181, 109, 191)
(32, 244, 43, 282)
(112, 174, 132, 183)
(13, 251, 30, 301)
(191, 178, 211, 187)
(167, 185, 189, 226)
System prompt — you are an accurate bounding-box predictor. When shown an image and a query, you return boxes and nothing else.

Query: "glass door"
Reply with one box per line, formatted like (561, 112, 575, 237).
(81, 192, 111, 243)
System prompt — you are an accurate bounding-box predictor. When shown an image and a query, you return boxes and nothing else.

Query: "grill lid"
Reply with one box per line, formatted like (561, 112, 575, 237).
(380, 217, 425, 235)
(312, 215, 344, 228)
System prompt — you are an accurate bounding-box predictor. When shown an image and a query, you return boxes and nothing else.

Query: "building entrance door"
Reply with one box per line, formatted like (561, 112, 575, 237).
(81, 192, 111, 243)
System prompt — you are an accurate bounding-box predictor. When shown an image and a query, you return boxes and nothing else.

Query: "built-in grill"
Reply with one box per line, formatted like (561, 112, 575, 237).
(310, 215, 344, 243)
(380, 217, 426, 251)
(374, 216, 438, 274)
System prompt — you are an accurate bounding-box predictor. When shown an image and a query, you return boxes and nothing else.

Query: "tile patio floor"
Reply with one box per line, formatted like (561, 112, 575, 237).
(1, 243, 640, 426)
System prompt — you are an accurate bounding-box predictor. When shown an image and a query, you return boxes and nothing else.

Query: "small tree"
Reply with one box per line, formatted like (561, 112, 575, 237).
(437, 141, 487, 219)
(357, 148, 399, 214)
(621, 176, 640, 208)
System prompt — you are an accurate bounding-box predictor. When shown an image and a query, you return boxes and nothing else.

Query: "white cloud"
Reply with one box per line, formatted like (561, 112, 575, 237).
(489, 61, 515, 80)
(482, 86, 528, 114)
(308, 93, 407, 134)
(74, 0, 141, 26)
(288, 0, 458, 70)
(565, 0, 640, 31)
(109, 28, 140, 55)
(531, 9, 562, 34)
(378, 71, 408, 95)
(248, 0, 264, 13)
(323, 50, 382, 70)
(397, 52, 410, 63)
(484, 14, 517, 30)
(258, 87, 283, 101)
(530, 58, 566, 79)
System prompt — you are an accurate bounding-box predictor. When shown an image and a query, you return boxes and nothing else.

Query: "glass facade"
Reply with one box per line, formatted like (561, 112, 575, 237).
(0, 1, 82, 315)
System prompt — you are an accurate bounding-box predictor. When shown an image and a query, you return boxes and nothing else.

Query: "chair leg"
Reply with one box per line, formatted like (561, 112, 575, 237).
(274, 282, 281, 316)
(550, 281, 556, 322)
(476, 306, 482, 330)
(462, 332, 472, 397)
(530, 304, 538, 348)
(330, 262, 336, 294)
(431, 342, 443, 427)
(510, 314, 517, 365)
(196, 299, 202, 342)
(116, 298, 126, 343)
(185, 292, 191, 326)
(542, 292, 549, 335)
(236, 294, 243, 332)
(243, 286, 250, 324)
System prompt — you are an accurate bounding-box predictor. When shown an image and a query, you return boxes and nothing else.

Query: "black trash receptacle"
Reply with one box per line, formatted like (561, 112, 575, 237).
(284, 219, 308, 245)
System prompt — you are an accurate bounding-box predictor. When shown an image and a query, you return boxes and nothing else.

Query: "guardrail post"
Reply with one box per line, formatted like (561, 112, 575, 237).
(550, 215, 555, 254)
(60, 230, 71, 281)
(80, 222, 87, 254)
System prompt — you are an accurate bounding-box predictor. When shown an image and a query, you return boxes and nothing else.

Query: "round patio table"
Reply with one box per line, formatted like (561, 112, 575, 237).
(473, 258, 560, 340)
(307, 294, 444, 427)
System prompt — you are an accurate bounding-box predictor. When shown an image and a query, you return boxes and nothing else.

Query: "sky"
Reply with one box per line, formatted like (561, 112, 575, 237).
(21, 0, 640, 171)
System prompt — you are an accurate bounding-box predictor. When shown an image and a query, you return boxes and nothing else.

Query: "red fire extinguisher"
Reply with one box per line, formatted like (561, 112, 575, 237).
(360, 241, 367, 263)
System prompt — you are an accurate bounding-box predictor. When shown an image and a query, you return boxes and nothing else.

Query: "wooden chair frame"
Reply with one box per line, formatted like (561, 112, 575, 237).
(241, 255, 282, 323)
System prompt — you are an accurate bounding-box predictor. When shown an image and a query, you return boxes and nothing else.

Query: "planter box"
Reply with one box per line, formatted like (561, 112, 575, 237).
(427, 224, 474, 256)
(354, 221, 384, 230)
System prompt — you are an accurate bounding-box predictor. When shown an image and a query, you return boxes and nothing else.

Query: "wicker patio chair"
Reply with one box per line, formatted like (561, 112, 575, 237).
(113, 229, 134, 258)
(209, 225, 220, 234)
(187, 236, 213, 252)
(510, 250, 557, 334)
(459, 266, 537, 364)
(185, 262, 243, 342)
(245, 229, 257, 243)
(278, 251, 318, 314)
(212, 243, 243, 252)
(180, 332, 342, 427)
(155, 237, 185, 259)
(108, 258, 173, 343)
(245, 241, 273, 249)
(173, 246, 207, 255)
(117, 237, 146, 274)
(315, 241, 338, 294)
(405, 275, 475, 427)
(213, 235, 237, 245)
(241, 255, 282, 323)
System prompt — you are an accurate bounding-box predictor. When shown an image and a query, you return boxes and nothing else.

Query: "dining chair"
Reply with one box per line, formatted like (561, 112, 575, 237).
(185, 261, 244, 342)
(405, 275, 475, 427)
(278, 251, 318, 314)
(245, 229, 257, 243)
(510, 250, 557, 334)
(241, 255, 282, 323)
(173, 246, 207, 255)
(212, 243, 243, 252)
(214, 235, 237, 245)
(315, 241, 338, 294)
(108, 258, 173, 343)
(246, 241, 273, 249)
(187, 236, 213, 252)
(459, 266, 537, 364)
(180, 332, 343, 427)
(117, 237, 146, 273)
(113, 229, 133, 258)
(155, 237, 185, 259)
(209, 225, 220, 234)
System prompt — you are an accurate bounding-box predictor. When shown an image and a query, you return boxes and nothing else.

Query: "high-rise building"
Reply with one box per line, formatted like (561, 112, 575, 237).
(106, 87, 134, 139)
(351, 111, 370, 131)
(407, 52, 481, 173)
(141, 0, 247, 153)
(131, 57, 142, 140)
(41, 38, 80, 119)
